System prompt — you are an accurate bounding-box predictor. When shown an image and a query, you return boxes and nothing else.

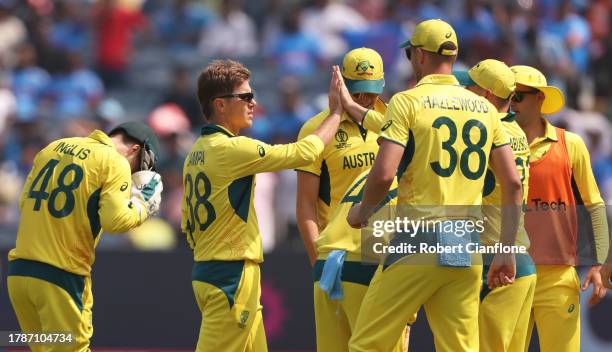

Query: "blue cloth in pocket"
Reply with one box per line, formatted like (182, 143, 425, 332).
(318, 250, 347, 300)
(437, 220, 474, 267)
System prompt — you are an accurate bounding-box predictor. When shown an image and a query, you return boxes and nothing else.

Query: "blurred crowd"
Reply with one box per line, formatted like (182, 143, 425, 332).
(0, 0, 610, 251)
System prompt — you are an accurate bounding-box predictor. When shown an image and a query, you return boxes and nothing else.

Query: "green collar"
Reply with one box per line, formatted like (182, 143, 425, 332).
(501, 111, 516, 122)
(201, 124, 235, 137)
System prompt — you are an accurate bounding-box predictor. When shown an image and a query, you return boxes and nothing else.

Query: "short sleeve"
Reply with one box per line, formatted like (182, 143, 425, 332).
(295, 118, 324, 176)
(380, 94, 413, 147)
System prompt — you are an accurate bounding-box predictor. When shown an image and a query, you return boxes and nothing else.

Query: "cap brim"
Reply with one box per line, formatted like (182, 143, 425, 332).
(345, 78, 385, 94)
(453, 70, 477, 87)
(399, 39, 411, 49)
(538, 86, 565, 114)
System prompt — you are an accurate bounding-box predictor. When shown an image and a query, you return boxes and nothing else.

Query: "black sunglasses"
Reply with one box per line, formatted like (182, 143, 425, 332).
(215, 92, 255, 103)
(511, 90, 539, 103)
(404, 45, 422, 61)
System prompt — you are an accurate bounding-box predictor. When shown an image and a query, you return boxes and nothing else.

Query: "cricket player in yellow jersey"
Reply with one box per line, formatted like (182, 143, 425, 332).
(455, 59, 536, 352)
(346, 19, 523, 352)
(183, 60, 342, 352)
(312, 170, 408, 352)
(510, 65, 609, 351)
(297, 47, 388, 266)
(7, 122, 163, 351)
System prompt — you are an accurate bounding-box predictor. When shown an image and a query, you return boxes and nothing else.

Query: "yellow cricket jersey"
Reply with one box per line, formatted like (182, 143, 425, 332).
(182, 124, 324, 263)
(380, 74, 509, 208)
(296, 99, 387, 229)
(528, 119, 608, 262)
(316, 170, 398, 259)
(9, 130, 146, 276)
(482, 112, 531, 248)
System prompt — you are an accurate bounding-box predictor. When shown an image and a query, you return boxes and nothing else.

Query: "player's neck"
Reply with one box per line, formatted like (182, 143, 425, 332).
(420, 62, 453, 79)
(209, 117, 239, 136)
(494, 101, 510, 114)
(520, 116, 546, 143)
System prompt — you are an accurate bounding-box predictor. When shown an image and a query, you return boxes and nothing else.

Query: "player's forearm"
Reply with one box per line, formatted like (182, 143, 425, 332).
(499, 181, 522, 246)
(343, 100, 368, 125)
(296, 203, 320, 265)
(312, 112, 341, 145)
(588, 206, 610, 263)
(360, 173, 394, 221)
(297, 219, 319, 266)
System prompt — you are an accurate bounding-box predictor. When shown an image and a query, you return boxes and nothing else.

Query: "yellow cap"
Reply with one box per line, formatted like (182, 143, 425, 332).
(510, 65, 565, 114)
(400, 19, 458, 56)
(341, 47, 385, 94)
(454, 59, 516, 99)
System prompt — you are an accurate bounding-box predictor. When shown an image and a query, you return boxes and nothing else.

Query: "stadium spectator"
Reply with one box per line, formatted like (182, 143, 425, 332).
(301, 0, 368, 60)
(51, 51, 104, 119)
(152, 0, 212, 52)
(10, 44, 50, 122)
(0, 0, 26, 69)
(265, 76, 315, 143)
(48, 0, 89, 53)
(266, 9, 322, 77)
(198, 0, 257, 57)
(93, 0, 148, 88)
(161, 66, 202, 126)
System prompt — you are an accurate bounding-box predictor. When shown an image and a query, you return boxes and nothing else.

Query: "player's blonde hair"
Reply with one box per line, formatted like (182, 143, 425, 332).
(197, 60, 251, 119)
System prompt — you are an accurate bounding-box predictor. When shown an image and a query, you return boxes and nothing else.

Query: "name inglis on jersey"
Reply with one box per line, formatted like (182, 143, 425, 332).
(343, 152, 376, 170)
(53, 142, 91, 160)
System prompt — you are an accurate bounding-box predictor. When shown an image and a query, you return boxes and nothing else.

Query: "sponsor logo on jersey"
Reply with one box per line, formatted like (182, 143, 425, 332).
(524, 198, 567, 212)
(381, 120, 393, 131)
(568, 304, 575, 313)
(258, 145, 266, 157)
(238, 310, 250, 329)
(120, 182, 128, 192)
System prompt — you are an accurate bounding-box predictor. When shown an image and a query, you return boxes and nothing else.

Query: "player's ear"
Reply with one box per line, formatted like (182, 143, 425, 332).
(213, 98, 225, 114)
(418, 48, 426, 65)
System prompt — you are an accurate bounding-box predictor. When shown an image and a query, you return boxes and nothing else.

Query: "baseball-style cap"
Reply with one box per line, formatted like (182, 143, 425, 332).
(453, 59, 516, 99)
(109, 121, 161, 158)
(510, 65, 565, 114)
(399, 19, 458, 56)
(341, 47, 385, 94)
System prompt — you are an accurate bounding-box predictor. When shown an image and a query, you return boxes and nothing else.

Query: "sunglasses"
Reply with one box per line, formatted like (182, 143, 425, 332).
(215, 92, 255, 103)
(511, 90, 539, 103)
(404, 45, 422, 61)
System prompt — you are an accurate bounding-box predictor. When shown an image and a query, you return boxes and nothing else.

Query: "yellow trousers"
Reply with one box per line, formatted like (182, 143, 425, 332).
(527, 265, 580, 352)
(192, 260, 267, 352)
(350, 255, 482, 352)
(8, 259, 93, 352)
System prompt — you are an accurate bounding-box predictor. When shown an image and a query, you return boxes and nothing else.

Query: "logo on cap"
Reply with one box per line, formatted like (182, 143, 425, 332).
(355, 61, 374, 76)
(445, 32, 452, 39)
